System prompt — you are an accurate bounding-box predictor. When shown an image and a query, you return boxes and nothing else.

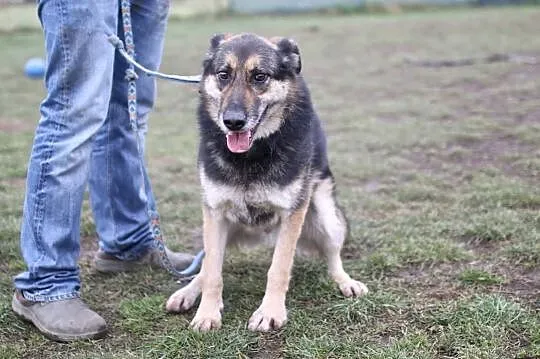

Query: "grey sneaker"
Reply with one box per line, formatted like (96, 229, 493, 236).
(93, 246, 195, 273)
(12, 291, 107, 342)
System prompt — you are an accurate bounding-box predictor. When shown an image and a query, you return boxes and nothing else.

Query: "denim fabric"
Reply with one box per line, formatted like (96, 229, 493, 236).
(14, 0, 170, 302)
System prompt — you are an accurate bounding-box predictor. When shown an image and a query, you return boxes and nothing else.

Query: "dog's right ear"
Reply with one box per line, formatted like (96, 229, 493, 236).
(270, 37, 302, 75)
(202, 33, 230, 73)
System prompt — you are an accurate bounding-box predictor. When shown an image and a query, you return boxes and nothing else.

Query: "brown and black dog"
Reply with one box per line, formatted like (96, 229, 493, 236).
(166, 33, 368, 332)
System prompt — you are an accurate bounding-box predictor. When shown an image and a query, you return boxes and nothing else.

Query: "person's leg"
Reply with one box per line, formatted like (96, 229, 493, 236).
(90, 0, 193, 269)
(12, 0, 118, 340)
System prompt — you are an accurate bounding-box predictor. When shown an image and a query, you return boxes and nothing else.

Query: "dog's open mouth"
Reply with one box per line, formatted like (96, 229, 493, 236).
(224, 107, 266, 154)
(226, 130, 253, 153)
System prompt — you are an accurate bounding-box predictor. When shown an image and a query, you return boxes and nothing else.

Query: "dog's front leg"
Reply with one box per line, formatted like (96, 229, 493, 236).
(190, 205, 228, 332)
(248, 202, 309, 332)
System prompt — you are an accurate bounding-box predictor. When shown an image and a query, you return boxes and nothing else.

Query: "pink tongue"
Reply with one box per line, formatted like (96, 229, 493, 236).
(226, 131, 251, 153)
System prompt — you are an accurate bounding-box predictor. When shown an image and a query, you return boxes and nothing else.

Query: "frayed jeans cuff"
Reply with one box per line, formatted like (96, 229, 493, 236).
(20, 290, 80, 303)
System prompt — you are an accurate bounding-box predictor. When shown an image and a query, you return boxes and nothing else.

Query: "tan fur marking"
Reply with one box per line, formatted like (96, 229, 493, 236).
(265, 36, 281, 49)
(224, 33, 243, 42)
(310, 178, 369, 298)
(247, 200, 310, 331)
(244, 55, 261, 72)
(223, 33, 275, 49)
(252, 79, 292, 140)
(202, 76, 229, 132)
(266, 203, 309, 293)
(189, 206, 229, 331)
(225, 52, 239, 70)
(260, 80, 289, 105)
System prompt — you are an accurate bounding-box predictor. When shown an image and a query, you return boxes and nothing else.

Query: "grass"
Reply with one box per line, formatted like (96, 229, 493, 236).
(0, 5, 539, 359)
(458, 269, 505, 285)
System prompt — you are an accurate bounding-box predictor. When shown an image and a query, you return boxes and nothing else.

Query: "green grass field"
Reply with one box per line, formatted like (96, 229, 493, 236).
(1, 6, 539, 359)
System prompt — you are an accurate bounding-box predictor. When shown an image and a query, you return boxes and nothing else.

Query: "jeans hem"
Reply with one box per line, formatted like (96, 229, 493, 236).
(21, 290, 80, 302)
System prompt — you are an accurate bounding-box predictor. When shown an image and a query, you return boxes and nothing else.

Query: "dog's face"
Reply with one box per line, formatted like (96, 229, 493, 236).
(200, 33, 302, 153)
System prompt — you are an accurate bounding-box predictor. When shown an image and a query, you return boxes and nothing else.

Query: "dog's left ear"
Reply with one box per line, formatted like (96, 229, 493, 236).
(271, 37, 302, 74)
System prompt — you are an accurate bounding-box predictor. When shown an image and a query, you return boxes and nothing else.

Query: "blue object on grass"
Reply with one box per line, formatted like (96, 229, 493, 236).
(177, 250, 205, 281)
(24, 58, 45, 79)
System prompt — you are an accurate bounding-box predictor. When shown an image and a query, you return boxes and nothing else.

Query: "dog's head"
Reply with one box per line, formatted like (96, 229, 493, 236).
(199, 33, 302, 153)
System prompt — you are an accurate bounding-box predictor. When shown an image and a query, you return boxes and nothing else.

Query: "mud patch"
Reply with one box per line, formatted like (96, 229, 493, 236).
(390, 261, 540, 308)
(404, 133, 539, 184)
(502, 270, 540, 307)
(253, 334, 285, 359)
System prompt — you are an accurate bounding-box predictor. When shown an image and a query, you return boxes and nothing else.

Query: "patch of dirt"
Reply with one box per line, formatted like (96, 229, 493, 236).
(460, 238, 502, 257)
(495, 266, 540, 308)
(253, 334, 285, 359)
(405, 132, 539, 184)
(389, 261, 540, 308)
(515, 108, 540, 125)
(459, 63, 540, 125)
(391, 263, 465, 303)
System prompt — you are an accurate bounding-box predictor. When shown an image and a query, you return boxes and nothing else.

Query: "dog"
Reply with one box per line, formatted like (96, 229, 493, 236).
(166, 33, 368, 332)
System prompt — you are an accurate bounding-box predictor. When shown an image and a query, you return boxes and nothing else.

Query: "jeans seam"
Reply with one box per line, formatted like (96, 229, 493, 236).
(29, 0, 71, 274)
(105, 108, 116, 243)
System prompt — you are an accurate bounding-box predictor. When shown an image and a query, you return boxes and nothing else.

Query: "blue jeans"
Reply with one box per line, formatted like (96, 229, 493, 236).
(14, 0, 171, 302)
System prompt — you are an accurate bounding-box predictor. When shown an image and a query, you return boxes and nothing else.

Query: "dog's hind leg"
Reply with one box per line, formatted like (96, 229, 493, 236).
(308, 177, 368, 297)
(247, 202, 309, 332)
(167, 205, 227, 331)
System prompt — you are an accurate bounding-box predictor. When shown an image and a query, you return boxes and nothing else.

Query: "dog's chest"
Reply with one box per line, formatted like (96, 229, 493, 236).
(200, 170, 303, 226)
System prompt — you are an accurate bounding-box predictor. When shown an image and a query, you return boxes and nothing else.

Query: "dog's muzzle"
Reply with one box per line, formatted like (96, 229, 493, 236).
(222, 105, 268, 154)
(222, 108, 251, 153)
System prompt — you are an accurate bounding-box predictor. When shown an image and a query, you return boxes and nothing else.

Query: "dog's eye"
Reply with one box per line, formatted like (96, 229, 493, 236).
(217, 71, 230, 81)
(253, 73, 269, 83)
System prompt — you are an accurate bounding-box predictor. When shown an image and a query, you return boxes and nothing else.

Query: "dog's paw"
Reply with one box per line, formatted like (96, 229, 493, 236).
(165, 286, 200, 313)
(190, 312, 222, 332)
(339, 279, 369, 297)
(247, 303, 287, 332)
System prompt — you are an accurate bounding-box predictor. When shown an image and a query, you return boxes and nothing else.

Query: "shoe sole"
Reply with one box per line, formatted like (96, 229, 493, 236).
(11, 294, 108, 342)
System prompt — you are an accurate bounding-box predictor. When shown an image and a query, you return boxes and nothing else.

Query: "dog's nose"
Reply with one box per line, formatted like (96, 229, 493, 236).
(223, 109, 247, 131)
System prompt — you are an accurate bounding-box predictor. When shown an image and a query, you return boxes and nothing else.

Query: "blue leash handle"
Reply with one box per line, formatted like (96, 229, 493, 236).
(176, 250, 205, 282)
